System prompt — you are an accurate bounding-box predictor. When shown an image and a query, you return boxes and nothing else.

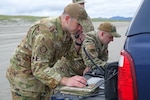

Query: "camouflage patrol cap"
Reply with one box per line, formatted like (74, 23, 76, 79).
(98, 22, 121, 37)
(72, 0, 85, 3)
(64, 3, 91, 32)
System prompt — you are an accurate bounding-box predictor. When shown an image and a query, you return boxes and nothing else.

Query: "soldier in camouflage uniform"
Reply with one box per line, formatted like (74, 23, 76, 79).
(6, 3, 92, 100)
(82, 22, 121, 74)
(64, 0, 94, 76)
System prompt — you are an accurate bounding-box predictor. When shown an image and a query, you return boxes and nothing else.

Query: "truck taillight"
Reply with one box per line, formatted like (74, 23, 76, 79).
(118, 50, 138, 100)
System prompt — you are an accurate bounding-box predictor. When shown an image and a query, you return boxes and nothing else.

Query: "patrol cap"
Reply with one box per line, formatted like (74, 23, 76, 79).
(98, 22, 121, 37)
(72, 0, 85, 4)
(64, 3, 91, 32)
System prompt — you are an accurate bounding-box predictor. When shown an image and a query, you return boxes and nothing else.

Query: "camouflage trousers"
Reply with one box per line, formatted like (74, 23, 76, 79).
(11, 91, 51, 100)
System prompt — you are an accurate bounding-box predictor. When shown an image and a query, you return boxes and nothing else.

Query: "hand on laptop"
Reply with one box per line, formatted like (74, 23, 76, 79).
(60, 76, 87, 88)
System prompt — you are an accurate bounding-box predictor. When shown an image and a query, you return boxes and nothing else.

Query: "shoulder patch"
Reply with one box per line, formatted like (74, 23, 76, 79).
(40, 45, 47, 53)
(38, 44, 48, 55)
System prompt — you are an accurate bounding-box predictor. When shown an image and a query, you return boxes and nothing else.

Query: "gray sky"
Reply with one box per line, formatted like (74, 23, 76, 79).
(0, 0, 142, 18)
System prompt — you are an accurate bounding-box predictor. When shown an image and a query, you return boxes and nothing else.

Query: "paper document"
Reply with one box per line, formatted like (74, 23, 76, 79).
(87, 77, 102, 85)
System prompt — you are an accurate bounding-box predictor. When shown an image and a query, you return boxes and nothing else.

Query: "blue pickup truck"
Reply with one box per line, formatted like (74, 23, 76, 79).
(118, 0, 150, 100)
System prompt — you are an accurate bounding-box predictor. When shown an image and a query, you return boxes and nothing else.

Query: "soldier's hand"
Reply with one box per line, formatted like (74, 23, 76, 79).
(60, 76, 87, 88)
(75, 33, 85, 44)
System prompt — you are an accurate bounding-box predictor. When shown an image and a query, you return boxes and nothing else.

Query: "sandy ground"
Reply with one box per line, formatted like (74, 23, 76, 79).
(0, 21, 130, 100)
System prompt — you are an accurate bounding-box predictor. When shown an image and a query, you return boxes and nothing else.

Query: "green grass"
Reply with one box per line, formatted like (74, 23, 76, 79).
(0, 15, 47, 22)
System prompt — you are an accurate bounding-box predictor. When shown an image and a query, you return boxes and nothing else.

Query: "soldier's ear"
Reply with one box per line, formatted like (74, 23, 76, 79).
(101, 31, 105, 36)
(65, 15, 71, 23)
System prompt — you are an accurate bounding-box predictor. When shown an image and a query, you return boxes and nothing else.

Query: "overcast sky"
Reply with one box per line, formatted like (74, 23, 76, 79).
(0, 0, 142, 18)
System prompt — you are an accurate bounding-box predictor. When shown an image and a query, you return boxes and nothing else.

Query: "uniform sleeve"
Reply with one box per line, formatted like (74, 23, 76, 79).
(82, 34, 107, 69)
(31, 26, 62, 89)
(101, 46, 108, 61)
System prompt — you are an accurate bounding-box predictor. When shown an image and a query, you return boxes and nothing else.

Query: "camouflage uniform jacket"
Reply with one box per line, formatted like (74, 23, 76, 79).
(85, 16, 94, 33)
(64, 16, 94, 76)
(6, 17, 73, 96)
(82, 31, 108, 69)
(64, 40, 86, 76)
